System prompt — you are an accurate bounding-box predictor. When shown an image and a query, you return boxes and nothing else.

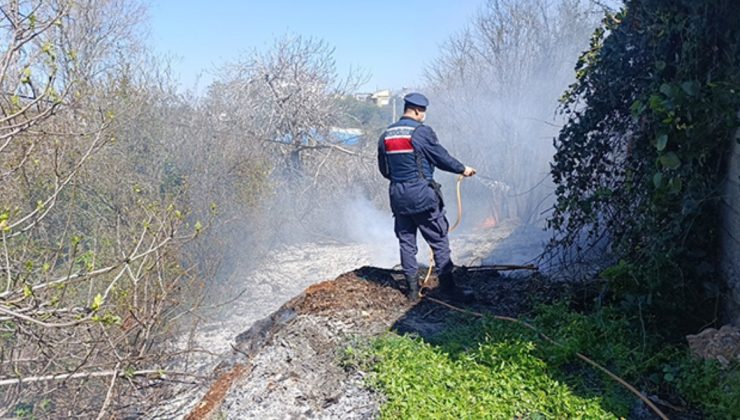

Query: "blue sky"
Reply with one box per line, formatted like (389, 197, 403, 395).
(147, 0, 483, 93)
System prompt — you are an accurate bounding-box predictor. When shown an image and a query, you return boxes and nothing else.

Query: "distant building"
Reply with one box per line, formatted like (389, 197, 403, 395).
(370, 89, 392, 107)
(353, 92, 372, 102)
(351, 89, 394, 107)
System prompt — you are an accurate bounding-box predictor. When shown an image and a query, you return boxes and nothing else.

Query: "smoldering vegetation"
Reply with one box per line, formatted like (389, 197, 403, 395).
(0, 0, 604, 417)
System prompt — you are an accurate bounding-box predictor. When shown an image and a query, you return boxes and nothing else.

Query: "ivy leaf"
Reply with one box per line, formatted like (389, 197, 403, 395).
(659, 83, 672, 96)
(681, 81, 700, 97)
(655, 134, 668, 151)
(653, 172, 664, 188)
(659, 152, 681, 170)
(648, 94, 665, 112)
(668, 177, 683, 194)
(630, 100, 645, 117)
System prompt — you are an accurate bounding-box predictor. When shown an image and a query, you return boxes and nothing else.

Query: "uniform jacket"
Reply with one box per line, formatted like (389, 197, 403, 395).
(377, 117, 465, 215)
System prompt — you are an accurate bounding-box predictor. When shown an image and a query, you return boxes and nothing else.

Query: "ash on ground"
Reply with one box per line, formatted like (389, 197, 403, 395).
(150, 221, 559, 418)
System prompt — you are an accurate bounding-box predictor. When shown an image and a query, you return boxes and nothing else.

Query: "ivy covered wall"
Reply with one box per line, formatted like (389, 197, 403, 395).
(548, 0, 740, 335)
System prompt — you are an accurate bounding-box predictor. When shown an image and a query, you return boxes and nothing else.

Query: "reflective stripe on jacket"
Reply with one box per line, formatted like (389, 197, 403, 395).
(377, 117, 465, 215)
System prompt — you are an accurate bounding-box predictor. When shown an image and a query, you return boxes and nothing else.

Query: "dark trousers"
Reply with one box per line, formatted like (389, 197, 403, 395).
(394, 203, 454, 279)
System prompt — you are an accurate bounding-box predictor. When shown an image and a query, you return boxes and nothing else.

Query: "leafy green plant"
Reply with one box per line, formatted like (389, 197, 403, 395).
(13, 403, 34, 418)
(364, 331, 616, 419)
(352, 303, 740, 419)
(676, 358, 740, 419)
(354, 304, 648, 418)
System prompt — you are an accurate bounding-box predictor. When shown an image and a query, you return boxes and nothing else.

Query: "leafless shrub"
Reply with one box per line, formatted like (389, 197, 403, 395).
(0, 1, 208, 416)
(198, 35, 378, 247)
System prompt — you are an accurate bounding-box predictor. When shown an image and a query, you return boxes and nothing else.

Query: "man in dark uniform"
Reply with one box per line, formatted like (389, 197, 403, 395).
(377, 92, 476, 301)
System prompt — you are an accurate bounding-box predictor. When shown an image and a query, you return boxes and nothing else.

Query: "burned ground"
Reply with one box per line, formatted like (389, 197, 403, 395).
(183, 265, 601, 419)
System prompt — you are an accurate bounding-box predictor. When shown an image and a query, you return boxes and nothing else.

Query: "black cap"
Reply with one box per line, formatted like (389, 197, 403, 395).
(403, 92, 429, 108)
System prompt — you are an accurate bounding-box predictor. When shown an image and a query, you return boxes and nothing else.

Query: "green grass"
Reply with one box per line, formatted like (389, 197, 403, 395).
(343, 303, 740, 419)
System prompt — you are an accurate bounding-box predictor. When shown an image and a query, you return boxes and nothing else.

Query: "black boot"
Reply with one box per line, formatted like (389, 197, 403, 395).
(405, 274, 420, 303)
(437, 271, 473, 303)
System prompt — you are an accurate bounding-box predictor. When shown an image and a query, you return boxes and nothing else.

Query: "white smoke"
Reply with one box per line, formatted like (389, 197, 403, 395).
(340, 195, 399, 268)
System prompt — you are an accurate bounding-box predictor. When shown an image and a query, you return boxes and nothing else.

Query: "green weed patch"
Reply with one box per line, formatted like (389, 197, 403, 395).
(345, 303, 740, 419)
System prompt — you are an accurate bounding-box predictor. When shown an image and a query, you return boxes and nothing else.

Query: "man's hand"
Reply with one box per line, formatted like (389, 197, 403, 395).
(462, 166, 477, 177)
